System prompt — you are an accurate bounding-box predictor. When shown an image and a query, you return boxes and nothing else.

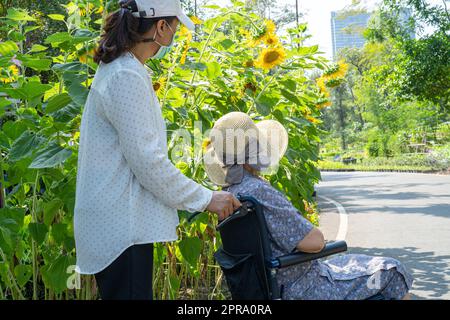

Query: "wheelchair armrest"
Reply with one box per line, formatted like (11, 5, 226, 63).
(271, 240, 348, 268)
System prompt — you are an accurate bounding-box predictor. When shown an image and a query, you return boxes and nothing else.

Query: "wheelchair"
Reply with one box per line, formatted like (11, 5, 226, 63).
(212, 194, 386, 300)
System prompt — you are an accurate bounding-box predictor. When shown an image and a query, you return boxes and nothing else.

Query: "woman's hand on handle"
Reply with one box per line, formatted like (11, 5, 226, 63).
(206, 191, 241, 221)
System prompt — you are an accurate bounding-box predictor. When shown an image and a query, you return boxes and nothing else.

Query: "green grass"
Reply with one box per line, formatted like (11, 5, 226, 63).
(317, 160, 438, 173)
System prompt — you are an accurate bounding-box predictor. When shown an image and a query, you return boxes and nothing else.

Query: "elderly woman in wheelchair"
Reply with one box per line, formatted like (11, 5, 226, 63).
(202, 112, 413, 300)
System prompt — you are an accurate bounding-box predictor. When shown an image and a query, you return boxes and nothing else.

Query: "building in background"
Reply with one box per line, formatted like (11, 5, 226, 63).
(331, 8, 414, 60)
(331, 10, 371, 59)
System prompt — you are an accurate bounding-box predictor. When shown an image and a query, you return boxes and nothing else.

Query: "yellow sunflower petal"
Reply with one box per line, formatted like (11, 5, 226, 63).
(190, 16, 203, 25)
(263, 33, 279, 46)
(9, 65, 19, 76)
(255, 46, 286, 71)
(265, 19, 276, 34)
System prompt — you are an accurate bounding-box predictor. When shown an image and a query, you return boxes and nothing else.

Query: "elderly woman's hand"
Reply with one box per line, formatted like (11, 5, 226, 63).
(206, 191, 241, 221)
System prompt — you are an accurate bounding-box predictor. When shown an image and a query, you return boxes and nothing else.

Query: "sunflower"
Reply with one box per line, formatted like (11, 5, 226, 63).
(239, 28, 251, 38)
(263, 33, 279, 47)
(246, 21, 275, 47)
(316, 76, 330, 97)
(153, 77, 167, 94)
(0, 65, 19, 83)
(202, 138, 211, 152)
(179, 25, 191, 38)
(79, 48, 95, 64)
(190, 16, 203, 25)
(303, 199, 315, 215)
(316, 100, 332, 109)
(179, 25, 193, 65)
(323, 60, 349, 80)
(230, 95, 238, 104)
(306, 115, 321, 124)
(244, 59, 254, 68)
(243, 82, 257, 94)
(264, 19, 276, 34)
(247, 38, 261, 47)
(301, 107, 312, 116)
(255, 46, 286, 71)
(9, 65, 19, 76)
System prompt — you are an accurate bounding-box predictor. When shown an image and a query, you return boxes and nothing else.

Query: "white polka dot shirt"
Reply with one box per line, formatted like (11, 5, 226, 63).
(73, 51, 213, 274)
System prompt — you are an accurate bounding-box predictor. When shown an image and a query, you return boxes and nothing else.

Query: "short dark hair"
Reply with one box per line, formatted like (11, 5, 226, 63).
(94, 0, 176, 64)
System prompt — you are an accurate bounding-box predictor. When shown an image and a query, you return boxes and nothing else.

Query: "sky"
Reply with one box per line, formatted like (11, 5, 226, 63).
(202, 0, 443, 59)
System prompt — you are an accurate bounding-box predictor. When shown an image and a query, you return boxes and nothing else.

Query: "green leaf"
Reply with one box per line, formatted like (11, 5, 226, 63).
(178, 237, 202, 267)
(28, 223, 48, 245)
(46, 93, 72, 114)
(168, 274, 181, 299)
(4, 82, 53, 100)
(21, 57, 52, 71)
(72, 29, 96, 43)
(68, 82, 88, 106)
(272, 109, 285, 123)
(182, 62, 206, 71)
(9, 130, 46, 162)
(0, 208, 22, 252)
(44, 32, 72, 46)
(29, 44, 48, 53)
(0, 41, 19, 56)
(24, 26, 40, 35)
(8, 31, 25, 42)
(296, 45, 319, 56)
(205, 61, 222, 80)
(29, 142, 72, 169)
(0, 207, 25, 230)
(255, 94, 278, 116)
(43, 199, 63, 226)
(52, 61, 85, 73)
(40, 255, 75, 294)
(14, 264, 32, 287)
(280, 79, 297, 92)
(0, 225, 13, 247)
(0, 98, 12, 110)
(1, 120, 28, 141)
(0, 263, 13, 287)
(48, 14, 65, 21)
(52, 102, 82, 123)
(202, 5, 221, 9)
(219, 39, 234, 50)
(280, 89, 301, 105)
(5, 8, 36, 21)
(51, 223, 67, 244)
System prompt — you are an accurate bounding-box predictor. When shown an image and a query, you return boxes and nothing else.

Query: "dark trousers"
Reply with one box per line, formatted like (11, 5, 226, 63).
(94, 243, 154, 300)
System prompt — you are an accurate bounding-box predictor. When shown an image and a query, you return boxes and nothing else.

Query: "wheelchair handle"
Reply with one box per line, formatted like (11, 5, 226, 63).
(187, 194, 257, 225)
(216, 194, 259, 231)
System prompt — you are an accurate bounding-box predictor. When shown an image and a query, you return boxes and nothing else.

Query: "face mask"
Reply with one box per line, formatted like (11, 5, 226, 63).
(151, 21, 175, 59)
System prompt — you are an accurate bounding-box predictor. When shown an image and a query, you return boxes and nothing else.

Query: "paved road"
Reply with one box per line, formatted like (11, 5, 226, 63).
(316, 171, 450, 300)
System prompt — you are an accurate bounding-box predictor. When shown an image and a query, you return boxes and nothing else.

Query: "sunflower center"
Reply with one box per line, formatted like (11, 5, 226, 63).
(264, 51, 280, 64)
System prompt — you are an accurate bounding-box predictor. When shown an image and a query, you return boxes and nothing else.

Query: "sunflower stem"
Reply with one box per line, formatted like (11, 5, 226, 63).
(251, 68, 281, 114)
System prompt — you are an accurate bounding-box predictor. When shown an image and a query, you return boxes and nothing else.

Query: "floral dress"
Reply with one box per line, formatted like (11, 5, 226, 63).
(224, 170, 414, 300)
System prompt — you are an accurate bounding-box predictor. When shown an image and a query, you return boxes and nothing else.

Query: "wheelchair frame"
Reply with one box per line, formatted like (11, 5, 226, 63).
(214, 194, 349, 300)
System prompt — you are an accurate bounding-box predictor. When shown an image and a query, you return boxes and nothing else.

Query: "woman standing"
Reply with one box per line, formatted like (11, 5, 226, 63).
(74, 0, 241, 300)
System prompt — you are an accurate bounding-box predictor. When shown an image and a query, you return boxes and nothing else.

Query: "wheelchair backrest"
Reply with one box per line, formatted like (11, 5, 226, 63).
(213, 195, 279, 300)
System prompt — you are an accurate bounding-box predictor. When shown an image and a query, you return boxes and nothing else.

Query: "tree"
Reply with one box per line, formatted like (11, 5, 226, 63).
(366, 0, 450, 113)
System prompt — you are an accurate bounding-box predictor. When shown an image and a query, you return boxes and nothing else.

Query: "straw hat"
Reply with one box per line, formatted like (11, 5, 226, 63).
(203, 112, 288, 186)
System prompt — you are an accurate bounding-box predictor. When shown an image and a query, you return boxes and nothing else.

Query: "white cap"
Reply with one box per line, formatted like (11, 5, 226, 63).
(129, 0, 195, 30)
